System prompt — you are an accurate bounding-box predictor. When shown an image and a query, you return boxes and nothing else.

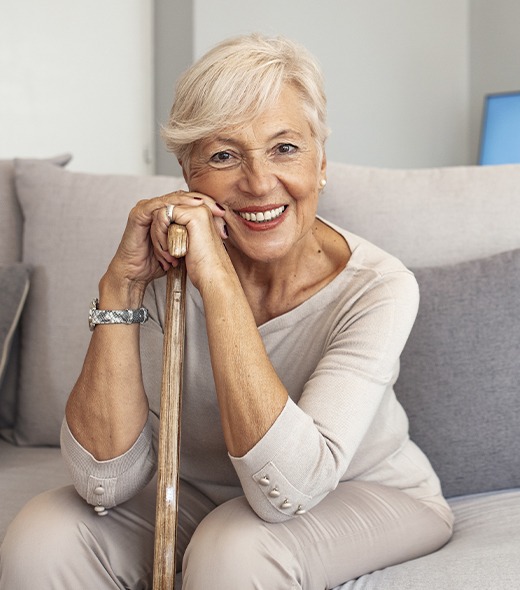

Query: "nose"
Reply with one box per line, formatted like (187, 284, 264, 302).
(237, 155, 278, 198)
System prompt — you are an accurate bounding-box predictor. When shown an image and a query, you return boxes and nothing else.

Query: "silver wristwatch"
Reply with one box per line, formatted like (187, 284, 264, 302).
(88, 298, 149, 331)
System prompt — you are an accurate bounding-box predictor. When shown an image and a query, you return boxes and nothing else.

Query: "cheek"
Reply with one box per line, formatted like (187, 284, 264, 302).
(285, 169, 320, 200)
(187, 167, 231, 196)
(185, 161, 211, 185)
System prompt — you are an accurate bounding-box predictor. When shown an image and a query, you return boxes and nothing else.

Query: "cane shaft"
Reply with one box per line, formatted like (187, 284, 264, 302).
(153, 224, 187, 589)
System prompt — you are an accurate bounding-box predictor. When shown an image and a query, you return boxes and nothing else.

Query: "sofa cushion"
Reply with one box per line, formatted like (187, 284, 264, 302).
(0, 160, 25, 441)
(0, 264, 31, 440)
(0, 156, 71, 267)
(336, 489, 520, 590)
(13, 159, 185, 445)
(0, 160, 23, 267)
(395, 248, 520, 498)
(0, 156, 72, 440)
(320, 162, 520, 268)
(0, 440, 70, 543)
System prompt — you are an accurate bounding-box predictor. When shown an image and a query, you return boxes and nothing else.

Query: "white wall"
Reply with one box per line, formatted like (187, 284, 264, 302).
(3, 2, 517, 174)
(0, 0, 154, 174)
(469, 0, 520, 163)
(193, 0, 470, 168)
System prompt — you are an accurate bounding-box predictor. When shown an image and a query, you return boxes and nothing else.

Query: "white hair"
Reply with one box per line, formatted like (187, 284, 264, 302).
(161, 33, 330, 165)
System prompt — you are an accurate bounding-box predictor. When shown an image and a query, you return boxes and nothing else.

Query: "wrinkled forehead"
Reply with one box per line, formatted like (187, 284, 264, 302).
(200, 86, 313, 144)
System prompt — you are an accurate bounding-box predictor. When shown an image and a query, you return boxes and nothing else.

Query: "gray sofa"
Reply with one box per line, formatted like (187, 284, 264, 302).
(1, 156, 519, 589)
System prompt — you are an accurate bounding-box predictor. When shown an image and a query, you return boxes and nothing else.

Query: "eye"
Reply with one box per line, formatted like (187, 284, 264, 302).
(208, 150, 241, 169)
(276, 143, 298, 155)
(210, 152, 233, 164)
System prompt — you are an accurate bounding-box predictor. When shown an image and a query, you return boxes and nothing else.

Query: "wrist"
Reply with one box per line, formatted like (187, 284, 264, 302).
(98, 271, 148, 310)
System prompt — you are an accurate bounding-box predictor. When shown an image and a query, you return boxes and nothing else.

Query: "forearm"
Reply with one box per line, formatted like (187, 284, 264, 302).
(65, 272, 150, 460)
(201, 269, 288, 457)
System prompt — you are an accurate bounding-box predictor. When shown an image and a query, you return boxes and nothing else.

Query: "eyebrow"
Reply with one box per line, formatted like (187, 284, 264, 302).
(210, 129, 306, 148)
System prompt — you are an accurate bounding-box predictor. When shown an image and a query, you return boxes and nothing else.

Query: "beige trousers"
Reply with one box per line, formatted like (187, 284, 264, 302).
(0, 477, 453, 589)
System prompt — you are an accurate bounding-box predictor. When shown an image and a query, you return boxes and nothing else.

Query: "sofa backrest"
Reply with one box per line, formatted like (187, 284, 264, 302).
(0, 160, 26, 438)
(9, 158, 186, 446)
(319, 163, 520, 498)
(0, 156, 71, 439)
(0, 160, 23, 266)
(1, 157, 519, 500)
(320, 162, 520, 267)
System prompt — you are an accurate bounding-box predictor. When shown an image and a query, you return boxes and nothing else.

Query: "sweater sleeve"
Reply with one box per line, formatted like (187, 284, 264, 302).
(60, 413, 157, 509)
(230, 269, 420, 523)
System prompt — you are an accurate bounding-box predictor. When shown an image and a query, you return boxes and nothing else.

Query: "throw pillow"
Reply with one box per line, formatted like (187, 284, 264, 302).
(13, 159, 185, 445)
(396, 248, 520, 498)
(0, 264, 31, 438)
(0, 155, 72, 439)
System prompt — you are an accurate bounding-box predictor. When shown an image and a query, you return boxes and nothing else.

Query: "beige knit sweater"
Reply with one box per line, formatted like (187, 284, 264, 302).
(62, 225, 448, 523)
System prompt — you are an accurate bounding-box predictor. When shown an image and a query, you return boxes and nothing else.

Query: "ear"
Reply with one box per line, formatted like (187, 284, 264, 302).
(319, 151, 327, 180)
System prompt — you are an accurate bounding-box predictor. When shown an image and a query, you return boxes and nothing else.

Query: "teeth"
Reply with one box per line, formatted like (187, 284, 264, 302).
(238, 206, 286, 223)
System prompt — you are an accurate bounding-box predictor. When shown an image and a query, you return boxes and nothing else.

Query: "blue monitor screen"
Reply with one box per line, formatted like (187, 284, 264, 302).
(479, 91, 520, 165)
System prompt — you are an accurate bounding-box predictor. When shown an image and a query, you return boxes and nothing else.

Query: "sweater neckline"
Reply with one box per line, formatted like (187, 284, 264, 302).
(187, 221, 366, 332)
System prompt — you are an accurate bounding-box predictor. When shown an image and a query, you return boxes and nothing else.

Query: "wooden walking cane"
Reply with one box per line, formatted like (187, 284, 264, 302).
(153, 223, 188, 590)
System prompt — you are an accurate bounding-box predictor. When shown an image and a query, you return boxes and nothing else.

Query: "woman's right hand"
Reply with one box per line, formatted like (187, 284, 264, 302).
(101, 192, 207, 306)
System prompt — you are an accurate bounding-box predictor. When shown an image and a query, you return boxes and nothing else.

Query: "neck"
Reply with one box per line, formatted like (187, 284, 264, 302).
(227, 223, 320, 288)
(226, 220, 346, 325)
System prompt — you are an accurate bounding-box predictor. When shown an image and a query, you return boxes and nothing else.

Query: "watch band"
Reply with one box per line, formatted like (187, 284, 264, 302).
(89, 298, 149, 331)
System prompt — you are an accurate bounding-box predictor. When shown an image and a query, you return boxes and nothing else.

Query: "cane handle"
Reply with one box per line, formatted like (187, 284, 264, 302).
(168, 224, 188, 259)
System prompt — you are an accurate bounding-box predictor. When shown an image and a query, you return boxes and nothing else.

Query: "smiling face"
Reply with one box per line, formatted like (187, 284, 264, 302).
(184, 84, 326, 265)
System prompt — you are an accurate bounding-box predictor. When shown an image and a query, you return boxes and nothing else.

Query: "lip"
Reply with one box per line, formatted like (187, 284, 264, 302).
(232, 204, 288, 231)
(233, 204, 287, 214)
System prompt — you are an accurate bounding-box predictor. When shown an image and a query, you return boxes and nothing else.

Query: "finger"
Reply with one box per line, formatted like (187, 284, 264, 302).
(172, 202, 228, 242)
(213, 216, 229, 240)
(150, 200, 200, 263)
(165, 203, 175, 224)
(151, 205, 173, 257)
(203, 200, 227, 219)
(168, 190, 226, 219)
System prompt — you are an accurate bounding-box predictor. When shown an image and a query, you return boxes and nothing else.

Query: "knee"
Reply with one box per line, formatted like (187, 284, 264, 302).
(0, 486, 90, 581)
(183, 497, 302, 589)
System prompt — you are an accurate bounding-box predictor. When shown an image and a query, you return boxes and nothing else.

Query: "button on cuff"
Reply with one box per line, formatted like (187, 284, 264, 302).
(252, 461, 312, 518)
(87, 476, 117, 508)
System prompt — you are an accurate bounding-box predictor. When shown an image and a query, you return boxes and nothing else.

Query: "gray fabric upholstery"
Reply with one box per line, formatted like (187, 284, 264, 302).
(13, 159, 186, 445)
(0, 156, 71, 440)
(336, 490, 520, 590)
(319, 162, 520, 268)
(0, 160, 22, 267)
(0, 264, 31, 439)
(0, 155, 71, 267)
(0, 440, 70, 542)
(0, 161, 24, 439)
(396, 249, 520, 498)
(0, 264, 30, 382)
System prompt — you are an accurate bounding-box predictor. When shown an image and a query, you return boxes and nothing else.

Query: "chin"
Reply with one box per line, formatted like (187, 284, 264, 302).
(228, 229, 300, 264)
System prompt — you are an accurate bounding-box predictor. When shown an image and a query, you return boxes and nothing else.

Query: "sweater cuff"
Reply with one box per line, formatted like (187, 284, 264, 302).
(230, 400, 318, 522)
(60, 415, 156, 508)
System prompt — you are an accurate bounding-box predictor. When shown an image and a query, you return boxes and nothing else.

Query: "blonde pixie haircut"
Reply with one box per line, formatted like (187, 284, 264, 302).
(161, 33, 330, 165)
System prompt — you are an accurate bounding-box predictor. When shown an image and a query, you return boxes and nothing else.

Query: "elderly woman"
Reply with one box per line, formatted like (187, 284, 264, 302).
(0, 34, 453, 589)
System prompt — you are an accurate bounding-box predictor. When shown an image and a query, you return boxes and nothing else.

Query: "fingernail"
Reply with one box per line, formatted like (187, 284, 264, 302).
(216, 203, 225, 211)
